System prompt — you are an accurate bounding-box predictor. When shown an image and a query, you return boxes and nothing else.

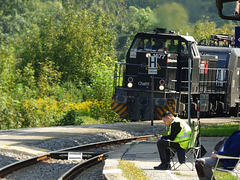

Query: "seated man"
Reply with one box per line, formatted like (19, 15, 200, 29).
(195, 130, 240, 180)
(154, 111, 192, 170)
(145, 39, 152, 49)
(168, 40, 177, 52)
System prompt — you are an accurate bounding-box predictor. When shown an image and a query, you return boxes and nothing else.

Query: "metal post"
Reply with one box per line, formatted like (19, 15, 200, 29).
(197, 99, 202, 157)
(197, 100, 200, 122)
(151, 75, 154, 126)
(188, 42, 192, 126)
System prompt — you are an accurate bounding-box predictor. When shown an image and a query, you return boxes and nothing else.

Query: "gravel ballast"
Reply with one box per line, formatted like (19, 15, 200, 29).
(0, 124, 165, 179)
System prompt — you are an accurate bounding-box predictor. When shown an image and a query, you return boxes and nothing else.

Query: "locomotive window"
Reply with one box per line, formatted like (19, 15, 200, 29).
(131, 38, 142, 51)
(152, 38, 167, 51)
(166, 39, 178, 53)
(131, 37, 181, 52)
(180, 42, 188, 55)
(131, 38, 153, 51)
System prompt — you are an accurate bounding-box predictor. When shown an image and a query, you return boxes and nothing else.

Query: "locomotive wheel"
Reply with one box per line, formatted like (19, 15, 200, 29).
(208, 103, 215, 117)
(216, 102, 224, 117)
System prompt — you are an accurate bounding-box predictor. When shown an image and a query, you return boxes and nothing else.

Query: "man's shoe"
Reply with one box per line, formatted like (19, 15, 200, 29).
(154, 163, 171, 170)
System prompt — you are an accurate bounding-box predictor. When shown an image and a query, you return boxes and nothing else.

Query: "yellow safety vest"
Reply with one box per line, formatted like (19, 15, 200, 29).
(168, 117, 192, 149)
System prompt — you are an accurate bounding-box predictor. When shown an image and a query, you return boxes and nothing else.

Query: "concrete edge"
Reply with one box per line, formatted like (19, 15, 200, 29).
(103, 141, 139, 180)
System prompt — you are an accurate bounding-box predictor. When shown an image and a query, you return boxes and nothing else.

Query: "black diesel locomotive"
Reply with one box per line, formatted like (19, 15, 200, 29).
(111, 29, 240, 120)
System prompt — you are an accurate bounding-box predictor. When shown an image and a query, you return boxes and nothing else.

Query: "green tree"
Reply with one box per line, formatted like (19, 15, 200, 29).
(16, 4, 116, 99)
(0, 42, 24, 129)
(192, 19, 217, 42)
(151, 2, 189, 31)
(127, 6, 153, 33)
(114, 6, 153, 60)
(216, 23, 235, 35)
(0, 0, 65, 41)
(37, 61, 61, 97)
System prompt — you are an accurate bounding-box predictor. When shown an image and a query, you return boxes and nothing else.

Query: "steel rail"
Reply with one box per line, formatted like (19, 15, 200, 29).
(57, 153, 108, 180)
(0, 153, 50, 178)
(0, 135, 153, 178)
(55, 135, 152, 152)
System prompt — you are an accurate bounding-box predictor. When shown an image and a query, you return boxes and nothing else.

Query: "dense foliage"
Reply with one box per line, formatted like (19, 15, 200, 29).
(0, 0, 239, 129)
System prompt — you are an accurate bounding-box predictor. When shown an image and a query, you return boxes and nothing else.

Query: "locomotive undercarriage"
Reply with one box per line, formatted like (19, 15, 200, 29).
(178, 93, 236, 118)
(113, 87, 180, 120)
(112, 87, 237, 120)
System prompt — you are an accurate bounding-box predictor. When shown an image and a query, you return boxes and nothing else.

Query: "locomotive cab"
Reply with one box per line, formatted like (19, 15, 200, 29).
(111, 29, 201, 120)
(125, 34, 200, 92)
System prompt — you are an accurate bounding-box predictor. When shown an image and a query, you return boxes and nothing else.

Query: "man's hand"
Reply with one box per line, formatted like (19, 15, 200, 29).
(211, 152, 218, 159)
(154, 133, 162, 140)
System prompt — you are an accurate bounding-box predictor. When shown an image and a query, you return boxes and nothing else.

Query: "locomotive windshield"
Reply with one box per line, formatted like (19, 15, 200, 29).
(131, 37, 176, 52)
(130, 37, 189, 56)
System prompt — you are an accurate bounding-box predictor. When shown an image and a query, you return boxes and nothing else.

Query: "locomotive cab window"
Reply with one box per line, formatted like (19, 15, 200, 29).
(131, 37, 163, 51)
(166, 39, 178, 53)
(131, 38, 153, 51)
(180, 41, 188, 55)
(130, 37, 180, 53)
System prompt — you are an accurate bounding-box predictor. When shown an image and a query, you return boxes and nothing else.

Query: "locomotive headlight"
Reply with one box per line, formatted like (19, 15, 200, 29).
(127, 82, 133, 88)
(159, 85, 164, 91)
(146, 53, 151, 58)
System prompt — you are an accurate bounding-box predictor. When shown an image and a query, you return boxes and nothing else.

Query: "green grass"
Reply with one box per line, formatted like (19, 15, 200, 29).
(215, 171, 237, 180)
(173, 172, 191, 177)
(200, 123, 239, 136)
(118, 160, 150, 180)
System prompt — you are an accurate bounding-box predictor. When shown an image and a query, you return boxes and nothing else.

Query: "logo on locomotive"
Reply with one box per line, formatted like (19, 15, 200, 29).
(138, 81, 152, 87)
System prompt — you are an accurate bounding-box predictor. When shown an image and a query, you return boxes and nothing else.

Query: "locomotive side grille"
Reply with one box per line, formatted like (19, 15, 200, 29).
(156, 99, 176, 119)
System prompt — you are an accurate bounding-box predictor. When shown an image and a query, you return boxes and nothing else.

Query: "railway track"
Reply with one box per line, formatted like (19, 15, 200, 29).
(0, 135, 153, 180)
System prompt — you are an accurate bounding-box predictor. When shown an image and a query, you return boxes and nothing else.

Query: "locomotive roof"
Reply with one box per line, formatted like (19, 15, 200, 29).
(134, 32, 196, 43)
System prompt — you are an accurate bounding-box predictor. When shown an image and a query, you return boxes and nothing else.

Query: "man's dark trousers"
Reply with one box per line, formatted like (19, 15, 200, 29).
(157, 139, 183, 164)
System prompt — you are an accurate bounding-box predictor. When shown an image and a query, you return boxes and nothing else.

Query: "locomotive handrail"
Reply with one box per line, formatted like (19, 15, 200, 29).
(180, 67, 229, 71)
(199, 67, 229, 71)
(114, 62, 229, 93)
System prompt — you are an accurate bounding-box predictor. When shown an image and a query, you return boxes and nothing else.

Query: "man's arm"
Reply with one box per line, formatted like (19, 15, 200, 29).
(162, 122, 181, 141)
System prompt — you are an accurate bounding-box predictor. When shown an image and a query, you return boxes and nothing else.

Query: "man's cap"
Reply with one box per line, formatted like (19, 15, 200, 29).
(161, 111, 173, 118)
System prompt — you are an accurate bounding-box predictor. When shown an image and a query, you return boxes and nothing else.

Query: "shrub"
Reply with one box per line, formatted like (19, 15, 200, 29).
(22, 97, 121, 127)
